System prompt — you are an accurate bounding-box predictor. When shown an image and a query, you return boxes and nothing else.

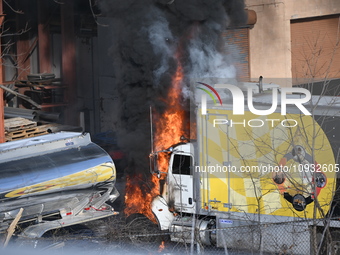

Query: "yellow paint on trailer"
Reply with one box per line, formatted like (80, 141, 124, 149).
(5, 162, 116, 198)
(198, 108, 336, 219)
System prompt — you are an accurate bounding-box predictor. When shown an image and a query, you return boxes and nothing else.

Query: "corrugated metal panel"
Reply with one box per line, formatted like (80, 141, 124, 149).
(291, 15, 340, 85)
(222, 28, 250, 81)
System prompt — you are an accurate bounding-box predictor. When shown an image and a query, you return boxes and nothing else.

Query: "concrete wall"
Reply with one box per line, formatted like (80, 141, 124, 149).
(245, 0, 340, 87)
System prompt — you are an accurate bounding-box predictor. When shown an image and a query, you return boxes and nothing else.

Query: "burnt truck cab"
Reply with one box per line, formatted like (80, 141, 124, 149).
(0, 132, 119, 238)
(151, 141, 216, 245)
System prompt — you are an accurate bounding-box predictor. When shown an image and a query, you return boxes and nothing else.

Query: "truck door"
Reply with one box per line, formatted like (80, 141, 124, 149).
(200, 111, 231, 212)
(168, 153, 195, 214)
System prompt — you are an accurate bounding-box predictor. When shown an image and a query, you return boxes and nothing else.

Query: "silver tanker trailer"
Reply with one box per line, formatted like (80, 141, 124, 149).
(0, 132, 119, 238)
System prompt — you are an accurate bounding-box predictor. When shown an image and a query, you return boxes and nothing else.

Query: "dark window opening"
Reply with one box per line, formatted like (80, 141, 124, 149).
(172, 155, 192, 175)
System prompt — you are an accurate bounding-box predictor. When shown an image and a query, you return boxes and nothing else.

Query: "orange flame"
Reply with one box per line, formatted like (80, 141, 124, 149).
(124, 174, 158, 222)
(124, 50, 189, 222)
(154, 57, 188, 175)
(158, 241, 165, 252)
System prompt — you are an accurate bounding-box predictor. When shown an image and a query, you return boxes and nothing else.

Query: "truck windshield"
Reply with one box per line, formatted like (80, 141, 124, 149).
(172, 154, 192, 175)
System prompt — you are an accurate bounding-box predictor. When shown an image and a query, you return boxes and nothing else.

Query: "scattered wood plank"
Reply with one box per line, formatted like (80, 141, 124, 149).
(3, 208, 24, 247)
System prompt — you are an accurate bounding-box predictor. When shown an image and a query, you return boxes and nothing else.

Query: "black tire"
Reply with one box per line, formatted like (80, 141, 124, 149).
(126, 214, 161, 245)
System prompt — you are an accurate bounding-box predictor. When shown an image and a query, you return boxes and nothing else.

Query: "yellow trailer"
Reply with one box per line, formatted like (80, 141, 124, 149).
(198, 110, 336, 219)
(150, 83, 340, 254)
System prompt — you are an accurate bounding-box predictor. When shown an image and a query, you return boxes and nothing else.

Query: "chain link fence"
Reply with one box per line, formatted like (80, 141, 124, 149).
(4, 216, 339, 255)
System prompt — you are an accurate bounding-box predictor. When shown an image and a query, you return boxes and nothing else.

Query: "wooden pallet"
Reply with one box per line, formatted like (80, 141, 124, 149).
(5, 123, 55, 142)
(5, 130, 49, 142)
(4, 117, 37, 132)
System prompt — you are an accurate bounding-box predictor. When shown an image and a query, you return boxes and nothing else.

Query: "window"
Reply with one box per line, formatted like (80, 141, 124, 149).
(172, 155, 192, 175)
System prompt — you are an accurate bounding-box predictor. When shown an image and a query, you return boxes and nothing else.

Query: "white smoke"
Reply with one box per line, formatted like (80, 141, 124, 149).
(188, 39, 236, 78)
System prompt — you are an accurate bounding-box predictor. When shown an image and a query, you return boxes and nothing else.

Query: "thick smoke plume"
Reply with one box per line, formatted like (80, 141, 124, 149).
(98, 0, 247, 209)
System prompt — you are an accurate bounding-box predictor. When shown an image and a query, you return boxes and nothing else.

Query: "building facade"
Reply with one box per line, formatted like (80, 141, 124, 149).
(241, 0, 340, 88)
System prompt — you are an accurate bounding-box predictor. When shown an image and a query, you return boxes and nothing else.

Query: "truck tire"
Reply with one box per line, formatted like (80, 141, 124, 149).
(126, 213, 161, 245)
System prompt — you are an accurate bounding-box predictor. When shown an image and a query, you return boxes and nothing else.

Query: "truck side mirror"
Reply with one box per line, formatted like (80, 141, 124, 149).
(149, 153, 161, 178)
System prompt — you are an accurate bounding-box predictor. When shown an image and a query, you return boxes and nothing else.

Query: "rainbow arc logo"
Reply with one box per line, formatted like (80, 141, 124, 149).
(196, 82, 223, 106)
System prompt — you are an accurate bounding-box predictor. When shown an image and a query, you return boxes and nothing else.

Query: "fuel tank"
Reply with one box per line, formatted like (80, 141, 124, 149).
(0, 132, 119, 235)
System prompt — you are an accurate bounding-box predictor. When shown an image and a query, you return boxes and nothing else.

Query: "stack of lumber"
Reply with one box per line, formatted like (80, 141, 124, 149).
(4, 117, 50, 142)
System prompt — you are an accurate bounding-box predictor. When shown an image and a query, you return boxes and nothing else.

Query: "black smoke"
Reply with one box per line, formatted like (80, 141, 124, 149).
(98, 0, 247, 175)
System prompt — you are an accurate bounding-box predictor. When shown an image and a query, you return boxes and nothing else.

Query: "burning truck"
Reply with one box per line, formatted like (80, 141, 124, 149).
(143, 81, 340, 254)
(0, 132, 119, 238)
(96, 0, 340, 253)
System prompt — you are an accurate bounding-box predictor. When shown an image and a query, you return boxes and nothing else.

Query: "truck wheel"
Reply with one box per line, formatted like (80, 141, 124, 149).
(126, 213, 161, 245)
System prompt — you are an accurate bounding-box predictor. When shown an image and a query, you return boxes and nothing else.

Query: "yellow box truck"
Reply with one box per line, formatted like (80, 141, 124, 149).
(150, 82, 340, 254)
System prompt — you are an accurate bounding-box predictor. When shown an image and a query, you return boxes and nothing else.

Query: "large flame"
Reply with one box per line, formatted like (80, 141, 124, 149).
(154, 56, 188, 174)
(124, 50, 189, 221)
(124, 173, 159, 221)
